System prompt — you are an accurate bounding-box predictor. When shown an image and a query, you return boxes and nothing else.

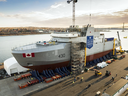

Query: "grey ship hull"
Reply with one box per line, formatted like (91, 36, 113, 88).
(12, 41, 114, 72)
(12, 26, 119, 72)
(12, 43, 71, 72)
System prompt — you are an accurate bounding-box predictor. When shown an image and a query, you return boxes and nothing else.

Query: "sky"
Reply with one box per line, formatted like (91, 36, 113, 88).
(0, 0, 128, 28)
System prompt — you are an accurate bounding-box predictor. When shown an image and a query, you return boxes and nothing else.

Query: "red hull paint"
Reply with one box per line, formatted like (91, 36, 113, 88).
(25, 61, 70, 73)
(86, 49, 112, 62)
(24, 49, 112, 72)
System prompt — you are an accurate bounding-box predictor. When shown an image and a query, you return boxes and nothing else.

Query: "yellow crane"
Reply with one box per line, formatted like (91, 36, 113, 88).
(117, 31, 124, 54)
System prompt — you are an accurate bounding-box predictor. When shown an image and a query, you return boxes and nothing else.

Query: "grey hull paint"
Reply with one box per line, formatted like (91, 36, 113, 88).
(12, 43, 71, 67)
(12, 40, 114, 70)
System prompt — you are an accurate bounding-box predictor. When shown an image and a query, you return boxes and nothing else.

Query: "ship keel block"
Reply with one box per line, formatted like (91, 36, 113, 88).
(96, 58, 100, 63)
(102, 56, 107, 61)
(93, 59, 97, 64)
(86, 62, 89, 67)
(99, 57, 103, 62)
(105, 54, 110, 59)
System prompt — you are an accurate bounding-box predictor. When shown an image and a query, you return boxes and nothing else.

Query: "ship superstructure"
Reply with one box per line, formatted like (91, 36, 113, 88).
(12, 25, 120, 72)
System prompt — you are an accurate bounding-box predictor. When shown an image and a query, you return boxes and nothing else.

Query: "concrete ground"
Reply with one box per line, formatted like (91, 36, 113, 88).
(0, 54, 128, 96)
(0, 64, 4, 70)
(30, 54, 128, 96)
(0, 73, 70, 96)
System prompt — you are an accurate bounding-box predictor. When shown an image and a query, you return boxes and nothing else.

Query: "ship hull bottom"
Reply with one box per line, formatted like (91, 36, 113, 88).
(25, 61, 70, 73)
(86, 49, 113, 62)
(24, 49, 112, 72)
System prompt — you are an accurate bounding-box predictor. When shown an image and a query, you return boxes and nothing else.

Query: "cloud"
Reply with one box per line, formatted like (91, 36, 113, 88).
(33, 9, 128, 28)
(51, 4, 62, 8)
(0, 0, 6, 2)
(0, 13, 5, 17)
(0, 4, 128, 28)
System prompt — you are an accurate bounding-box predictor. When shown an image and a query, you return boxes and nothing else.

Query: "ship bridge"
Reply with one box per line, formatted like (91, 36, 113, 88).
(50, 26, 97, 43)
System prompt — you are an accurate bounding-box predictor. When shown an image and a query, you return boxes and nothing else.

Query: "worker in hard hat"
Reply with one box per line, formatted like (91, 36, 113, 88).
(112, 77, 114, 81)
(81, 77, 83, 82)
(72, 81, 74, 85)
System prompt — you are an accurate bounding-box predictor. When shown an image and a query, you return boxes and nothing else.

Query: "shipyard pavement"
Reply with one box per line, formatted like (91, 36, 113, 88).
(31, 54, 128, 96)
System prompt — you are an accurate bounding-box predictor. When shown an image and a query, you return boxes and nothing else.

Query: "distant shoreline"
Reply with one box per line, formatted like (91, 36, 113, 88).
(0, 33, 50, 36)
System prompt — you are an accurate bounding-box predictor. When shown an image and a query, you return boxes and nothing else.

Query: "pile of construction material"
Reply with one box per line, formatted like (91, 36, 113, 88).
(97, 62, 108, 69)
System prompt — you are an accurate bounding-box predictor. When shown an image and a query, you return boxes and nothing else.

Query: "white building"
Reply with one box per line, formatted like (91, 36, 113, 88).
(4, 57, 29, 76)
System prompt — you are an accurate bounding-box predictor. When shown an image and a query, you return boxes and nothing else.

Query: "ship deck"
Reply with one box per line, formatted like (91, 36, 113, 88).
(0, 53, 128, 96)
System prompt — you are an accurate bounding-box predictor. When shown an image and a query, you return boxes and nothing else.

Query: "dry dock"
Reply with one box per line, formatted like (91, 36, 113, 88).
(0, 54, 128, 96)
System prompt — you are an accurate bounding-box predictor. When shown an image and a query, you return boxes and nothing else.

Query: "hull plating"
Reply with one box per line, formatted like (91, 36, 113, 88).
(24, 49, 112, 72)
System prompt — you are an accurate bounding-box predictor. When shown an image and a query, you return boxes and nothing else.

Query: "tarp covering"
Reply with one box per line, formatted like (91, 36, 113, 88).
(4, 57, 29, 76)
(97, 62, 108, 68)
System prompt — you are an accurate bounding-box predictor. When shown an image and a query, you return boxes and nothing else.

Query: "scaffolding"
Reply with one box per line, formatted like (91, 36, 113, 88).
(71, 43, 85, 77)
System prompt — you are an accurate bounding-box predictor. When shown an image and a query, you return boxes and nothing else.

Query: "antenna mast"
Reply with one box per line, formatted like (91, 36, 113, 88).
(67, 0, 77, 28)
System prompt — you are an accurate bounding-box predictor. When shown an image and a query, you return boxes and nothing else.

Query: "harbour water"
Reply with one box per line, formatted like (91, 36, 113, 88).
(0, 30, 128, 63)
(0, 34, 51, 63)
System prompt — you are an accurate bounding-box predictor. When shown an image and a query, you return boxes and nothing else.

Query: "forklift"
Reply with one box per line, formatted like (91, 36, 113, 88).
(95, 70, 102, 76)
(105, 70, 111, 76)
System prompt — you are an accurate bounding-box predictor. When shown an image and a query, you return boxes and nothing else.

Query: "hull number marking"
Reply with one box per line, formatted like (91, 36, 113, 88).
(59, 54, 65, 58)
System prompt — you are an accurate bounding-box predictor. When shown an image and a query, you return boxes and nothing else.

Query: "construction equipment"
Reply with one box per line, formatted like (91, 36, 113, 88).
(67, 0, 78, 28)
(95, 70, 102, 76)
(117, 31, 125, 54)
(105, 70, 111, 76)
